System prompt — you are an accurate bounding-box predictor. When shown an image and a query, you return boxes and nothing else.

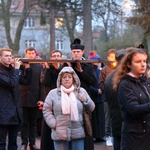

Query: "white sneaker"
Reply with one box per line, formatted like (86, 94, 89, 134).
(106, 136, 113, 146)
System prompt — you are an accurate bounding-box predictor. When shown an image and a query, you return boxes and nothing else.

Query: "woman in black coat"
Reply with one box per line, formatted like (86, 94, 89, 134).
(113, 48, 150, 150)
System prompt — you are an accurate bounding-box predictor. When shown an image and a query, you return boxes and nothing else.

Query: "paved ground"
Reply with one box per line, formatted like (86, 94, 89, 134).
(16, 135, 113, 150)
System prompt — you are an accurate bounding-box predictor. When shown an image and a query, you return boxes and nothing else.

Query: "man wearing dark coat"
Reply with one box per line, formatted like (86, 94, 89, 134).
(40, 50, 63, 150)
(99, 49, 116, 146)
(70, 38, 97, 150)
(104, 49, 126, 150)
(0, 47, 32, 150)
(20, 47, 44, 150)
(88, 51, 105, 142)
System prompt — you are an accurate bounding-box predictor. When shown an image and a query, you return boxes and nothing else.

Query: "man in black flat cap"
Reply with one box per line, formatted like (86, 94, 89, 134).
(70, 38, 97, 150)
(70, 38, 96, 94)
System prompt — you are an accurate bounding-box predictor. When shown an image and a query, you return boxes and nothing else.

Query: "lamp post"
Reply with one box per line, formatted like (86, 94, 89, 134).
(120, 1, 133, 37)
(121, 10, 125, 37)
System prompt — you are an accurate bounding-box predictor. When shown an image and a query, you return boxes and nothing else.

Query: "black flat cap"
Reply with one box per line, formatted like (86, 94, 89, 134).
(70, 38, 85, 50)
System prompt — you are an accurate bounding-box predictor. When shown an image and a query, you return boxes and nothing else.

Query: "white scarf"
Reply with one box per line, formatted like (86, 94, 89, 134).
(61, 85, 79, 121)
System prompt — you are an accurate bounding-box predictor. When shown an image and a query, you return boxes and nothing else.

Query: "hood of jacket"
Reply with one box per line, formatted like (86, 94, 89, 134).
(57, 66, 81, 90)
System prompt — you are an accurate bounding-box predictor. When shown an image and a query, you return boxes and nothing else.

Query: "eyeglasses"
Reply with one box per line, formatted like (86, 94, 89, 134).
(51, 55, 61, 58)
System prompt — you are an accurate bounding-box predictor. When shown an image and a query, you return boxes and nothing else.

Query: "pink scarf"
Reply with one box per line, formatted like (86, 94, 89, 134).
(61, 85, 79, 121)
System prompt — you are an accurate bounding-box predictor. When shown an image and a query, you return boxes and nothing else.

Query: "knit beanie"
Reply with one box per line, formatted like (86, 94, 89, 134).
(88, 51, 100, 60)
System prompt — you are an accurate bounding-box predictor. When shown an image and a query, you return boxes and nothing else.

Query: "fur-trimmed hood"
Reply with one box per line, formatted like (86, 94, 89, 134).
(57, 66, 80, 89)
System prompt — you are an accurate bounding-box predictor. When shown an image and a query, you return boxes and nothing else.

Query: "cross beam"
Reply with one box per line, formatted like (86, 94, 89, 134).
(19, 59, 111, 64)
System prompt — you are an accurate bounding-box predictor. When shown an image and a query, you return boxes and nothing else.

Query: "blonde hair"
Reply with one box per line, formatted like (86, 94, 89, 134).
(107, 49, 116, 56)
(113, 48, 147, 91)
(0, 48, 12, 56)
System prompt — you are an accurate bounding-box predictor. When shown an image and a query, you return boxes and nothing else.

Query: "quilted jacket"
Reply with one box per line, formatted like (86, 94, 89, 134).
(43, 67, 95, 141)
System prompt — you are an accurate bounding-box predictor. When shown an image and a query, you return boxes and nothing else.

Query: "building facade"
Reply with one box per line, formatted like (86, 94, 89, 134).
(0, 0, 71, 57)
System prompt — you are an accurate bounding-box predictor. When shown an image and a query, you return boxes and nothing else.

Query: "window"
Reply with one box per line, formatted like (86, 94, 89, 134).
(0, 0, 2, 4)
(56, 40, 63, 50)
(24, 18, 35, 28)
(25, 40, 35, 48)
(55, 18, 63, 28)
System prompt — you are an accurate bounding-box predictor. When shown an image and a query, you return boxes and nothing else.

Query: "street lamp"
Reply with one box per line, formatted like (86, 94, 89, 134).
(120, 1, 133, 36)
(121, 10, 125, 37)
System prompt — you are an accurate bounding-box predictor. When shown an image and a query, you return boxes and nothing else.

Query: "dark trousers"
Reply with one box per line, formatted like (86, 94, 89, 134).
(104, 102, 111, 136)
(92, 102, 105, 139)
(40, 120, 54, 150)
(21, 107, 38, 146)
(0, 125, 19, 150)
(84, 136, 94, 150)
(113, 136, 121, 150)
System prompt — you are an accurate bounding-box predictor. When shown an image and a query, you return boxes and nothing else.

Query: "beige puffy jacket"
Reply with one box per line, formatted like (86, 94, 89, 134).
(43, 67, 95, 141)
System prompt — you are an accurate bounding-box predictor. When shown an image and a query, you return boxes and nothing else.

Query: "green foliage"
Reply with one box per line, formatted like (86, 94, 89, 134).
(126, 0, 150, 35)
(95, 24, 144, 59)
(141, 35, 148, 50)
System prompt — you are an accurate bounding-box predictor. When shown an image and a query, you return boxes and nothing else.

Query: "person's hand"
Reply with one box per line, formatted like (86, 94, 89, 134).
(66, 62, 71, 67)
(44, 62, 49, 68)
(14, 58, 22, 69)
(37, 101, 44, 110)
(98, 89, 102, 94)
(53, 63, 60, 69)
(22, 62, 30, 69)
(78, 93, 87, 102)
(75, 62, 83, 72)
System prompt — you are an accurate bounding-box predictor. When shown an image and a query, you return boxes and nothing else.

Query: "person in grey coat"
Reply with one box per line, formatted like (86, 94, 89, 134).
(43, 66, 95, 150)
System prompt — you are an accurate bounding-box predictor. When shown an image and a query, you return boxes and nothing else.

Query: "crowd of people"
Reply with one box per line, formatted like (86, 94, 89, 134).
(0, 40, 150, 150)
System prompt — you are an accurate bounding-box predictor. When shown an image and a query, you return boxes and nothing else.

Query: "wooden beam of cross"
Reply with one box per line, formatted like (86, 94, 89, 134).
(19, 59, 112, 64)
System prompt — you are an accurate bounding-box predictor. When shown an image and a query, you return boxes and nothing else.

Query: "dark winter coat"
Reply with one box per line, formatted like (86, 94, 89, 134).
(66, 61, 96, 150)
(71, 62, 96, 95)
(118, 74, 150, 150)
(0, 63, 32, 125)
(42, 64, 63, 97)
(90, 65, 103, 103)
(90, 65, 105, 139)
(104, 70, 122, 137)
(20, 64, 44, 107)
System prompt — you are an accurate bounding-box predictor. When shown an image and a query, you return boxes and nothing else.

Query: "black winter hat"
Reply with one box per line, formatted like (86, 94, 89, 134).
(70, 38, 85, 50)
(115, 49, 127, 62)
(137, 44, 144, 49)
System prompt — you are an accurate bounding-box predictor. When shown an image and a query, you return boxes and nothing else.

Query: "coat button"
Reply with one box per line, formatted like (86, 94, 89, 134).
(143, 130, 145, 132)
(143, 121, 146, 123)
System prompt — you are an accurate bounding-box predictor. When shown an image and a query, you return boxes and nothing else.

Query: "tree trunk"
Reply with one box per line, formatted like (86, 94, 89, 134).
(50, 6, 55, 53)
(83, 0, 92, 58)
(2, 0, 34, 54)
(147, 35, 150, 62)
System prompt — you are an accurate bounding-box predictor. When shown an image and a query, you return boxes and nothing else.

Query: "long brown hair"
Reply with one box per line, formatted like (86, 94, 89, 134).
(113, 48, 147, 91)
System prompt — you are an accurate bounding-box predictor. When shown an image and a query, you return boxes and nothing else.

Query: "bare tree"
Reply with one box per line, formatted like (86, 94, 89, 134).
(0, 0, 37, 53)
(93, 0, 121, 42)
(83, 0, 92, 58)
(39, 0, 83, 44)
(49, 6, 55, 51)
